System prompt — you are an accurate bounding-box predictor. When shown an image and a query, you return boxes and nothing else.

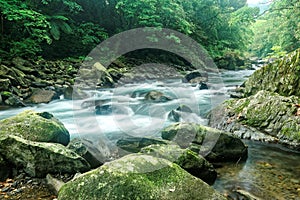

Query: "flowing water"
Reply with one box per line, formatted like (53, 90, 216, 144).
(0, 69, 299, 199)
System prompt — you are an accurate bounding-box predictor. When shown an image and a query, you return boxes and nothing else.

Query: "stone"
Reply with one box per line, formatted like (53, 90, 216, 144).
(184, 70, 208, 83)
(0, 110, 70, 145)
(161, 122, 248, 162)
(168, 105, 193, 122)
(67, 138, 104, 168)
(140, 144, 217, 185)
(144, 90, 172, 102)
(58, 154, 226, 200)
(209, 90, 300, 150)
(46, 174, 65, 195)
(199, 82, 209, 90)
(0, 135, 90, 177)
(116, 137, 168, 154)
(0, 79, 11, 91)
(26, 88, 57, 103)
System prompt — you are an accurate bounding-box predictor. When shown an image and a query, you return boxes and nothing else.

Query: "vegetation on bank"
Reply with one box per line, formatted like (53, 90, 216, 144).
(0, 0, 258, 64)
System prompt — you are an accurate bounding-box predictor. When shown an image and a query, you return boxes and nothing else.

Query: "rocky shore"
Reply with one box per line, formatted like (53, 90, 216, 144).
(0, 110, 248, 199)
(209, 48, 300, 150)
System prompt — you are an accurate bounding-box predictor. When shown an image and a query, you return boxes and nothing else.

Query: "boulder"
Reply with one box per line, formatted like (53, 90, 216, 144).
(0, 135, 90, 177)
(58, 154, 226, 200)
(243, 48, 300, 97)
(116, 137, 168, 154)
(67, 138, 104, 168)
(26, 88, 58, 104)
(161, 122, 248, 162)
(141, 144, 217, 185)
(209, 90, 300, 150)
(168, 105, 194, 122)
(184, 70, 208, 83)
(0, 110, 70, 145)
(144, 90, 172, 102)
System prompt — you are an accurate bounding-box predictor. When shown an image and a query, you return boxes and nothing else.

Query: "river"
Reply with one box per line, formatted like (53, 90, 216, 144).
(0, 69, 299, 199)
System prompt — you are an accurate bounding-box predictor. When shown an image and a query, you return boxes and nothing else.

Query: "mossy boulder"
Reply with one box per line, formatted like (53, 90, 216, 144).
(0, 154, 11, 181)
(58, 154, 226, 200)
(209, 90, 300, 150)
(0, 110, 70, 145)
(243, 48, 300, 97)
(116, 137, 169, 154)
(161, 122, 248, 162)
(140, 144, 217, 185)
(0, 135, 90, 177)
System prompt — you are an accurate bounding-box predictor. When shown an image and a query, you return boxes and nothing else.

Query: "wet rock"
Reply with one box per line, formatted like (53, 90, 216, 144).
(63, 86, 73, 100)
(199, 82, 209, 90)
(116, 137, 168, 154)
(141, 144, 217, 185)
(168, 105, 194, 122)
(26, 88, 58, 104)
(161, 122, 248, 162)
(0, 110, 70, 145)
(144, 90, 172, 102)
(0, 135, 90, 177)
(58, 154, 226, 200)
(67, 138, 103, 168)
(184, 70, 208, 83)
(209, 90, 300, 150)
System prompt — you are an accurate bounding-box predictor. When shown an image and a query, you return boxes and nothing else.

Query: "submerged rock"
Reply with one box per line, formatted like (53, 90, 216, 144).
(144, 90, 172, 102)
(0, 110, 70, 145)
(209, 90, 300, 150)
(0, 135, 90, 177)
(141, 144, 217, 185)
(58, 154, 226, 200)
(161, 122, 248, 162)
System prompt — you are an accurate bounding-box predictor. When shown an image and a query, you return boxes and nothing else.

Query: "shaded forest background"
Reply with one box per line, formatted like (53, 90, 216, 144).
(0, 0, 299, 65)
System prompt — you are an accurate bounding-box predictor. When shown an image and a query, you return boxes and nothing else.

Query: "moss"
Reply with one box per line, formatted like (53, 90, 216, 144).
(58, 154, 226, 200)
(0, 110, 69, 145)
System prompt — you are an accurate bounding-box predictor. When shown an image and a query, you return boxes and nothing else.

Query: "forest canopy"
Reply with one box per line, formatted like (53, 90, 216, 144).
(0, 0, 298, 61)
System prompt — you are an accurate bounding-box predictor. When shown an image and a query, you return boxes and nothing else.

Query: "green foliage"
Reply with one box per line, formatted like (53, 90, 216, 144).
(0, 0, 259, 61)
(250, 0, 300, 58)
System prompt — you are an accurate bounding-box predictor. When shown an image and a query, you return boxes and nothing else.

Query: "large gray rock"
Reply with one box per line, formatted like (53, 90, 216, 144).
(0, 135, 90, 177)
(0, 110, 70, 145)
(209, 90, 300, 150)
(58, 154, 226, 200)
(26, 88, 57, 104)
(161, 122, 248, 162)
(140, 144, 217, 185)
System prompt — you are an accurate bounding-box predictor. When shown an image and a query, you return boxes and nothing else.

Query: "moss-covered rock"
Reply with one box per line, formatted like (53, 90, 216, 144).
(140, 144, 217, 185)
(209, 90, 300, 150)
(0, 154, 11, 181)
(243, 48, 300, 97)
(116, 137, 169, 154)
(161, 123, 248, 162)
(0, 135, 90, 177)
(58, 154, 226, 200)
(0, 110, 70, 145)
